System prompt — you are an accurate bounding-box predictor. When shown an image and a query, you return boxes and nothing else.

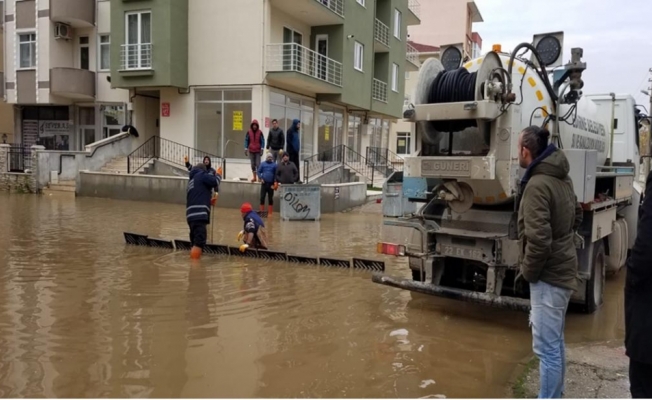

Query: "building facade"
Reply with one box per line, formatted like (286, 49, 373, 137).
(107, 0, 420, 169)
(0, 0, 15, 143)
(2, 0, 129, 151)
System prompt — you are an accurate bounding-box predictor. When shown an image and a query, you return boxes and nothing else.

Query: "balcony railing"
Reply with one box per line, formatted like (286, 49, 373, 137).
(266, 43, 342, 87)
(120, 43, 152, 71)
(314, 0, 344, 18)
(372, 79, 388, 103)
(406, 43, 419, 66)
(408, 0, 421, 19)
(374, 19, 390, 48)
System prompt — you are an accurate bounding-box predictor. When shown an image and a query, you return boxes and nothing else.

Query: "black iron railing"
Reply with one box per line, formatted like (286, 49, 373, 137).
(8, 144, 31, 172)
(366, 146, 404, 173)
(303, 145, 392, 184)
(127, 136, 223, 175)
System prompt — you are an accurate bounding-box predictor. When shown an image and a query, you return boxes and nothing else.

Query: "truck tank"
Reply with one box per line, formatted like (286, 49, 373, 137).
(408, 52, 610, 207)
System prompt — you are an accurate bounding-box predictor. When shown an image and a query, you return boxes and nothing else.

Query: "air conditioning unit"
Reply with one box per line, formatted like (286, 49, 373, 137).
(54, 23, 71, 40)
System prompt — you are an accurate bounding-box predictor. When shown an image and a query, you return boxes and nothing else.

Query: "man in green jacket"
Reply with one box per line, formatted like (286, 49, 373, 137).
(517, 126, 583, 399)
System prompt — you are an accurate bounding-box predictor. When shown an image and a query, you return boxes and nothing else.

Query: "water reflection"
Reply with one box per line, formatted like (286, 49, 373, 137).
(0, 193, 625, 398)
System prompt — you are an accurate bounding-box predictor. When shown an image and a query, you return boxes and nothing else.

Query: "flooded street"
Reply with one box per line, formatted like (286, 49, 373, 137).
(0, 193, 625, 398)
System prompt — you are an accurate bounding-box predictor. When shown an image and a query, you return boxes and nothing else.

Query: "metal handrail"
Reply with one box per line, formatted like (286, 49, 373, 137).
(303, 145, 400, 184)
(372, 79, 388, 103)
(127, 136, 222, 174)
(406, 43, 420, 67)
(366, 146, 404, 173)
(120, 43, 152, 70)
(408, 0, 421, 18)
(374, 19, 390, 47)
(314, 0, 344, 17)
(266, 43, 343, 87)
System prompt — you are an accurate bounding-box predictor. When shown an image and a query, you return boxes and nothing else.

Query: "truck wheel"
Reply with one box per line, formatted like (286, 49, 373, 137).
(584, 241, 606, 314)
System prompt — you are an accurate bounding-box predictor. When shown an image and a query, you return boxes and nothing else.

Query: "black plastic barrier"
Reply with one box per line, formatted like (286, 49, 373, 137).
(124, 232, 385, 272)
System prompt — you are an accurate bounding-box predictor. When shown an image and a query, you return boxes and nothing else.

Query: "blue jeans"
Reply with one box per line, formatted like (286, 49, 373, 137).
(529, 280, 572, 399)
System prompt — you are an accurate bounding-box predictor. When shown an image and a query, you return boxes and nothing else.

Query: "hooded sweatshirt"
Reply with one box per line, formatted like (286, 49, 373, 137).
(186, 165, 220, 223)
(517, 145, 583, 290)
(286, 119, 300, 154)
(267, 126, 285, 151)
(245, 120, 265, 153)
(257, 158, 277, 184)
(185, 156, 217, 176)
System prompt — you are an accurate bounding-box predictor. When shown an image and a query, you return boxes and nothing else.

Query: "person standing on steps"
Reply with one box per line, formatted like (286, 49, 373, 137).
(286, 119, 301, 183)
(275, 152, 298, 185)
(516, 126, 582, 399)
(186, 163, 221, 260)
(245, 120, 265, 182)
(257, 153, 278, 216)
(266, 119, 285, 164)
(626, 169, 652, 398)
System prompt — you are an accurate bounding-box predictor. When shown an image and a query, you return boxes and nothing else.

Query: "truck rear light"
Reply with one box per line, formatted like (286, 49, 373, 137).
(377, 242, 406, 256)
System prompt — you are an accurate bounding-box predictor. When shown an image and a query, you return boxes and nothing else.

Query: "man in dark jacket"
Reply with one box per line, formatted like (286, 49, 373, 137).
(245, 119, 265, 183)
(276, 152, 299, 184)
(517, 126, 582, 399)
(626, 170, 652, 398)
(185, 155, 217, 176)
(286, 119, 301, 183)
(257, 153, 278, 216)
(187, 163, 221, 259)
(266, 119, 285, 163)
(237, 202, 269, 252)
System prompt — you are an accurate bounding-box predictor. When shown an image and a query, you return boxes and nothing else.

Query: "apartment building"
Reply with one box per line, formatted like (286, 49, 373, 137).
(2, 0, 128, 151)
(0, 1, 14, 143)
(108, 0, 420, 166)
(471, 31, 482, 59)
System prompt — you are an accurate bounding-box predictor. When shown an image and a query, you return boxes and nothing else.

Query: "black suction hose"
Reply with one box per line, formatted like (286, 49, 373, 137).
(507, 42, 558, 104)
(427, 68, 478, 133)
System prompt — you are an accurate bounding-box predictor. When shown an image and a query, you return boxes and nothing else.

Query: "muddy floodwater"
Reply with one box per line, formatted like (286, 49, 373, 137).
(0, 193, 625, 398)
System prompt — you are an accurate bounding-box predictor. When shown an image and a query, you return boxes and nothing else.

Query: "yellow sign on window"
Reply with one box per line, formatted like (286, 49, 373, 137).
(233, 111, 243, 131)
(325, 125, 330, 141)
(398, 139, 406, 146)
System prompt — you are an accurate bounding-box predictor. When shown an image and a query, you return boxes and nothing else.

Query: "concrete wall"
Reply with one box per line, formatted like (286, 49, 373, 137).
(77, 171, 369, 213)
(309, 166, 359, 185)
(143, 159, 189, 178)
(0, 172, 36, 193)
(34, 132, 134, 186)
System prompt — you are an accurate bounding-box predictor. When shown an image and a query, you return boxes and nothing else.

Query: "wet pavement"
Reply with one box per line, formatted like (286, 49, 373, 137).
(0, 193, 625, 398)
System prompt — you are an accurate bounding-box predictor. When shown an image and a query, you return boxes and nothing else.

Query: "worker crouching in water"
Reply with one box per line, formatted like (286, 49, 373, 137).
(257, 153, 278, 215)
(187, 163, 221, 259)
(237, 202, 269, 252)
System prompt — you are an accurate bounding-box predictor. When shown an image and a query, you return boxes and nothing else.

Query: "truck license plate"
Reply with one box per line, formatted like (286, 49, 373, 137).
(440, 244, 484, 261)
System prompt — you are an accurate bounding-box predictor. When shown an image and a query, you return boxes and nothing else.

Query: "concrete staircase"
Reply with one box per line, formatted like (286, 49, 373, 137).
(100, 157, 129, 174)
(44, 180, 76, 193)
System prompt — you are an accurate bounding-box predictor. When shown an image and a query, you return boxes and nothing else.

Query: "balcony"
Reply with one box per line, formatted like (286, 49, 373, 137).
(406, 43, 420, 71)
(374, 19, 390, 52)
(406, 0, 421, 25)
(120, 44, 153, 72)
(266, 43, 342, 94)
(49, 68, 96, 100)
(270, 0, 344, 26)
(372, 79, 388, 103)
(50, 0, 95, 28)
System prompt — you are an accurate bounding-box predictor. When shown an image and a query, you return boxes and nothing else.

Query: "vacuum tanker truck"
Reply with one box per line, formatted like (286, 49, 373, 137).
(374, 32, 645, 313)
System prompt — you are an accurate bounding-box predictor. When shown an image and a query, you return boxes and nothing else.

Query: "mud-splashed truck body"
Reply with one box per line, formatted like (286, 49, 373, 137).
(374, 32, 645, 313)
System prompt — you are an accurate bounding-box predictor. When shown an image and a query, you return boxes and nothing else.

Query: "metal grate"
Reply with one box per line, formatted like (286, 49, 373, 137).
(174, 239, 193, 251)
(288, 255, 319, 265)
(352, 258, 385, 272)
(204, 244, 230, 255)
(124, 232, 148, 246)
(266, 43, 343, 87)
(147, 238, 174, 250)
(257, 250, 288, 261)
(319, 257, 351, 268)
(372, 79, 388, 103)
(8, 144, 31, 172)
(374, 19, 390, 48)
(120, 43, 152, 70)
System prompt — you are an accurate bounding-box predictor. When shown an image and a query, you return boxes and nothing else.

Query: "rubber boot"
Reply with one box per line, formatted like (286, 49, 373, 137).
(190, 246, 202, 260)
(251, 173, 257, 183)
(268, 205, 273, 216)
(259, 204, 265, 212)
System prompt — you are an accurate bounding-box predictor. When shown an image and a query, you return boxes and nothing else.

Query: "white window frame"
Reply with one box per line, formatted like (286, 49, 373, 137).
(17, 32, 37, 69)
(99, 34, 110, 71)
(392, 63, 399, 92)
(356, 0, 365, 6)
(354, 41, 364, 72)
(396, 132, 411, 155)
(79, 36, 90, 70)
(125, 10, 152, 70)
(393, 9, 402, 40)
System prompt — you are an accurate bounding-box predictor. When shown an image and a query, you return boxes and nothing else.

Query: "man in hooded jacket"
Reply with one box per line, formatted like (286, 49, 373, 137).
(266, 119, 285, 163)
(245, 119, 265, 182)
(286, 119, 301, 183)
(185, 155, 217, 175)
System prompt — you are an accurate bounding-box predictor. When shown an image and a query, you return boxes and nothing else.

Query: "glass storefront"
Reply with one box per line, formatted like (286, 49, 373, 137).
(317, 104, 344, 155)
(195, 89, 252, 159)
(269, 91, 315, 160)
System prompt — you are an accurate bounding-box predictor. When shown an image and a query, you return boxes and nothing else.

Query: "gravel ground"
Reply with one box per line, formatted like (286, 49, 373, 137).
(512, 342, 630, 398)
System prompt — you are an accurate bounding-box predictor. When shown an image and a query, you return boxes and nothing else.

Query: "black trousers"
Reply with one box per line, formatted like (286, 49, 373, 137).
(189, 221, 208, 249)
(289, 152, 300, 182)
(260, 182, 274, 206)
(631, 360, 652, 398)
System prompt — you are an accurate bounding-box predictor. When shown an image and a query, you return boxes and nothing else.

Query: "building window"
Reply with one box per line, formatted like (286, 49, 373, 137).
(79, 36, 90, 70)
(392, 63, 399, 92)
(396, 132, 411, 155)
(354, 41, 364, 72)
(125, 11, 152, 69)
(393, 9, 401, 40)
(18, 33, 36, 69)
(99, 35, 110, 70)
(270, 91, 315, 160)
(356, 0, 365, 6)
(102, 106, 126, 138)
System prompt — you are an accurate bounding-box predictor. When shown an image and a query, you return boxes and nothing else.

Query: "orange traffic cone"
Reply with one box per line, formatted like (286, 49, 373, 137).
(190, 246, 202, 260)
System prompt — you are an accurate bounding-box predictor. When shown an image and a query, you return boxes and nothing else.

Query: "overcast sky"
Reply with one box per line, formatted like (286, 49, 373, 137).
(474, 0, 652, 112)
